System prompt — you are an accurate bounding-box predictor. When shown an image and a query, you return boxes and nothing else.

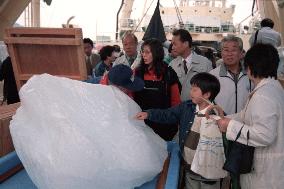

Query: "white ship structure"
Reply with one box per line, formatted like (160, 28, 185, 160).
(118, 0, 256, 49)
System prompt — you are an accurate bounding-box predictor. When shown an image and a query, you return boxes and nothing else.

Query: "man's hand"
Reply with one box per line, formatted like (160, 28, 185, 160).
(216, 117, 231, 133)
(135, 112, 148, 120)
(204, 104, 230, 133)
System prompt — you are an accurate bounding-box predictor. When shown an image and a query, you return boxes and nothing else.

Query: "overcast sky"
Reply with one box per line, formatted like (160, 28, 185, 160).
(17, 0, 254, 40)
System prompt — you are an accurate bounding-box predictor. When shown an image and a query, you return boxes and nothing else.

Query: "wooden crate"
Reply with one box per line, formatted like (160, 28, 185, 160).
(4, 27, 87, 90)
(0, 103, 20, 157)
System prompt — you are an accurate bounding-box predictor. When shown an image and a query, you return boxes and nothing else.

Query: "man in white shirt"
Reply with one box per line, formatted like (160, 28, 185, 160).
(210, 35, 252, 115)
(113, 32, 140, 69)
(249, 18, 282, 48)
(83, 38, 101, 77)
(169, 29, 212, 101)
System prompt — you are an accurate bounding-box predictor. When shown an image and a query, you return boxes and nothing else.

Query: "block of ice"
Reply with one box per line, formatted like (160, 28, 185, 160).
(10, 74, 167, 189)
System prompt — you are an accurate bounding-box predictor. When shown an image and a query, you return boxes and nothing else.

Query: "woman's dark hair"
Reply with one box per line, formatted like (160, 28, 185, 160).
(99, 45, 115, 61)
(190, 72, 220, 101)
(139, 38, 165, 79)
(244, 44, 279, 79)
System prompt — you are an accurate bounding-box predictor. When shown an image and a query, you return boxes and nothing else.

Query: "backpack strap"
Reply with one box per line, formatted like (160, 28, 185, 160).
(253, 30, 259, 46)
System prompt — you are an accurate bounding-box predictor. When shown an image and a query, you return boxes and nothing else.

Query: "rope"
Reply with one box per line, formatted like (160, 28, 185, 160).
(133, 0, 156, 32)
(252, 0, 257, 16)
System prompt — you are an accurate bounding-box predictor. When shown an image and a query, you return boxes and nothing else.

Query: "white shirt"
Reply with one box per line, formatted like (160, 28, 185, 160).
(182, 53, 193, 71)
(249, 27, 282, 47)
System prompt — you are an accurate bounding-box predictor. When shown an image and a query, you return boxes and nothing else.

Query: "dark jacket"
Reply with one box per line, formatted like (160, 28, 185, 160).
(94, 61, 111, 77)
(146, 100, 196, 149)
(0, 57, 20, 104)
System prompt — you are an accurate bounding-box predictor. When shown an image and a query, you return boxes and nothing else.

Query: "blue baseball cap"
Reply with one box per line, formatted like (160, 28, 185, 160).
(108, 64, 144, 92)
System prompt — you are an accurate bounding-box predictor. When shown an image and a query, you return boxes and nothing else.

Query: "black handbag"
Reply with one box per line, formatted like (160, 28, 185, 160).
(223, 126, 255, 176)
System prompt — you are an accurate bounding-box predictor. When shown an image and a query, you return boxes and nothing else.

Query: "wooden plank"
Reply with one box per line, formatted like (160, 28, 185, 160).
(156, 156, 170, 189)
(5, 29, 23, 91)
(1, 118, 14, 156)
(76, 41, 87, 78)
(0, 164, 23, 183)
(0, 103, 20, 157)
(0, 118, 14, 157)
(5, 27, 80, 36)
(4, 37, 82, 46)
(0, 103, 20, 117)
(4, 28, 87, 90)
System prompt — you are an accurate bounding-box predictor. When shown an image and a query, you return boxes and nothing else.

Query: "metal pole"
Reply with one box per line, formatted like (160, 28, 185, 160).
(116, 0, 125, 41)
(32, 0, 40, 27)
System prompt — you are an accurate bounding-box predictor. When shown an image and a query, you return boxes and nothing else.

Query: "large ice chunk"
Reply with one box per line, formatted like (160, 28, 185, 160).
(10, 74, 167, 189)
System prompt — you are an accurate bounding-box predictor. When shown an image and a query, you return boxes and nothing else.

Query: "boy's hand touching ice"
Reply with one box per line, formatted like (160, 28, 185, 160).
(135, 112, 148, 120)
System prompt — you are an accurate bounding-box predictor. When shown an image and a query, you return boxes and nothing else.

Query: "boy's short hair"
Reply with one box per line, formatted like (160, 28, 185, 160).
(190, 72, 220, 102)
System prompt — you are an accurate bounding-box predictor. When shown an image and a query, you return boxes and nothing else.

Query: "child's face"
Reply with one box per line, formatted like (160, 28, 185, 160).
(190, 84, 210, 105)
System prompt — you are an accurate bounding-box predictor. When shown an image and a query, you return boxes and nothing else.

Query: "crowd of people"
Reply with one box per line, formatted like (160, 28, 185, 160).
(81, 18, 283, 189)
(1, 17, 284, 189)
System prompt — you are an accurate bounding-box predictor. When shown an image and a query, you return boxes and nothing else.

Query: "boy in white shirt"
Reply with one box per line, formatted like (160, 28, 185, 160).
(136, 72, 227, 189)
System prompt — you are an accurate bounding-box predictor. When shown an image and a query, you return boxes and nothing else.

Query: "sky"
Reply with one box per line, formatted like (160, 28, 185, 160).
(17, 0, 254, 40)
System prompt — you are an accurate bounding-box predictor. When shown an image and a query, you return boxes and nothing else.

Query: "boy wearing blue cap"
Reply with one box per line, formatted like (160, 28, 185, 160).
(100, 64, 144, 97)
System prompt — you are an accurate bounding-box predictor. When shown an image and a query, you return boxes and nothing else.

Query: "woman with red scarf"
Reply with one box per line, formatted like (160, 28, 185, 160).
(134, 38, 181, 141)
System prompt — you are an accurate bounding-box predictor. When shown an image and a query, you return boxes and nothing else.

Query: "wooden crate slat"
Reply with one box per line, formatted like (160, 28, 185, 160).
(4, 37, 82, 46)
(0, 103, 20, 157)
(6, 27, 80, 36)
(4, 28, 87, 90)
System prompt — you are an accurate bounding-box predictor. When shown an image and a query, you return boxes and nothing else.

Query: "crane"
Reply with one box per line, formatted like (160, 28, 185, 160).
(173, 0, 184, 28)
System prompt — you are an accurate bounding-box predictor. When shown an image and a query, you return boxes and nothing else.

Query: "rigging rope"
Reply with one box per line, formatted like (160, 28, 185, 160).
(173, 0, 184, 28)
(252, 0, 257, 16)
(133, 0, 155, 32)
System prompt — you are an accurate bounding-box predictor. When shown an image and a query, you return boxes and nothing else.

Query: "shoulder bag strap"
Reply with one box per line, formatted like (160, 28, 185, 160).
(253, 30, 259, 46)
(234, 125, 244, 142)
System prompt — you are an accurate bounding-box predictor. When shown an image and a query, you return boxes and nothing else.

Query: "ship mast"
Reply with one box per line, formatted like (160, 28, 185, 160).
(117, 0, 136, 39)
